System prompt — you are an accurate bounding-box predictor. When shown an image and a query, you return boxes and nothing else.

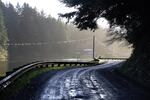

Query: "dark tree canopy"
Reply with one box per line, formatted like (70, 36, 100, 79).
(60, 0, 150, 87)
(59, 0, 149, 47)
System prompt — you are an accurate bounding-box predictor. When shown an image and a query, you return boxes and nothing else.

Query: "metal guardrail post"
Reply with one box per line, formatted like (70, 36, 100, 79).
(0, 60, 113, 91)
(0, 62, 41, 91)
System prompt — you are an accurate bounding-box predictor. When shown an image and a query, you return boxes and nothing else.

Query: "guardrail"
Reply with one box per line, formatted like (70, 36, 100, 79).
(0, 61, 99, 91)
(99, 58, 128, 60)
(0, 59, 126, 91)
(0, 62, 42, 91)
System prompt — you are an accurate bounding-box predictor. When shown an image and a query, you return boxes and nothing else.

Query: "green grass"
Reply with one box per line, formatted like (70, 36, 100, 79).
(0, 66, 68, 100)
(0, 63, 102, 100)
(0, 64, 93, 99)
(0, 61, 7, 77)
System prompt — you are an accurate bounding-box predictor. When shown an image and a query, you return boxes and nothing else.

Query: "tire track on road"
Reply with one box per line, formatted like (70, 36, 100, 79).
(40, 61, 122, 100)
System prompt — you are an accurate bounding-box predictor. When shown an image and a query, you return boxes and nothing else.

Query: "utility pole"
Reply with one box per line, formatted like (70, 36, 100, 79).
(93, 36, 95, 60)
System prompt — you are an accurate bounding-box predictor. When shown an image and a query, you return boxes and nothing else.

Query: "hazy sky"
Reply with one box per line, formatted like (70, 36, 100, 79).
(2, 0, 75, 18)
(2, 0, 109, 28)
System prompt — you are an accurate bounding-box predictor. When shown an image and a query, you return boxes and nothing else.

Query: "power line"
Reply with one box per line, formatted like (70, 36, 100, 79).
(3, 37, 92, 46)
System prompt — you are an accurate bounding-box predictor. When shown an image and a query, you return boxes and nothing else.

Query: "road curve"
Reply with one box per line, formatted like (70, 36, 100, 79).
(39, 61, 139, 100)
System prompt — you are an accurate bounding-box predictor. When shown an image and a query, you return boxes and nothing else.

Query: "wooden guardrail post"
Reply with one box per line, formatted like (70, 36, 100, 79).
(51, 64, 54, 67)
(64, 64, 66, 66)
(40, 64, 43, 68)
(45, 64, 49, 68)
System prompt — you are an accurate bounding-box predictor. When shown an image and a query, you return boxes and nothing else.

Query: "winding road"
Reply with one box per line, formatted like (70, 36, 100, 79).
(37, 61, 149, 100)
(13, 61, 150, 100)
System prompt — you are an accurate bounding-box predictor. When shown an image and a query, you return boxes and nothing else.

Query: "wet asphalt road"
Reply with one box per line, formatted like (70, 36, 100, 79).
(36, 61, 150, 100)
(13, 61, 150, 100)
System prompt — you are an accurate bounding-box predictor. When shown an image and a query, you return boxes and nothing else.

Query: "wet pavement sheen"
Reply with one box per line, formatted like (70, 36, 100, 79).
(39, 62, 126, 100)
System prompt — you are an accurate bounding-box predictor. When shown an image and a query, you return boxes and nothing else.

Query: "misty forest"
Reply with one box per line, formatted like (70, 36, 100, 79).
(60, 0, 150, 88)
(0, 1, 130, 70)
(0, 0, 150, 100)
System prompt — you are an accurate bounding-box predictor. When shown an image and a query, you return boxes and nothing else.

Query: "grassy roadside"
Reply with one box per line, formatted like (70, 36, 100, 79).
(0, 66, 68, 100)
(0, 64, 95, 100)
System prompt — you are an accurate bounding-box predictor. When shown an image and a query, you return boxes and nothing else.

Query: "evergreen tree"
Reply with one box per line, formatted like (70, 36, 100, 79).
(0, 1, 7, 50)
(1, 2, 70, 65)
(0, 1, 8, 61)
(60, 0, 150, 86)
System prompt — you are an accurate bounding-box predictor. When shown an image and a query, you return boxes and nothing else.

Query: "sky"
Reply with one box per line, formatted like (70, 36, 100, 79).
(2, 0, 75, 18)
(2, 0, 109, 29)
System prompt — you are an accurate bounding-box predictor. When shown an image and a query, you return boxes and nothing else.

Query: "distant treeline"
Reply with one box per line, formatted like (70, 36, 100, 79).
(0, 1, 73, 67)
(0, 2, 93, 67)
(0, 1, 7, 61)
(0, 1, 116, 69)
